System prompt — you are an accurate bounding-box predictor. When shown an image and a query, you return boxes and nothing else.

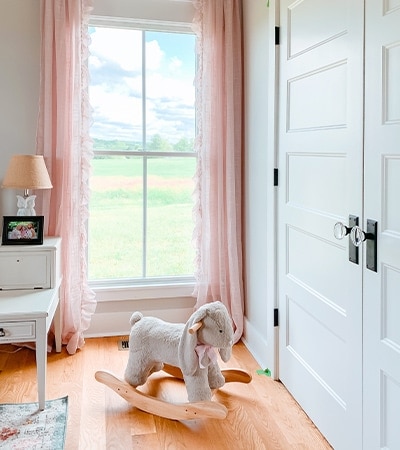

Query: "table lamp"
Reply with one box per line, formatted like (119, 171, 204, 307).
(1, 154, 53, 216)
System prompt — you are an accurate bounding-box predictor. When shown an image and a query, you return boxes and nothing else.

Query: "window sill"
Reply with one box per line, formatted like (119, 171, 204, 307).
(91, 279, 195, 302)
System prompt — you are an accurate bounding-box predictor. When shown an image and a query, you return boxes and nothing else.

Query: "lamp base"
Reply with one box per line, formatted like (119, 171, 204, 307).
(16, 194, 37, 216)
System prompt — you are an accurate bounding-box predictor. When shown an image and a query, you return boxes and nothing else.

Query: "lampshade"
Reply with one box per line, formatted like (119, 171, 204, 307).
(1, 155, 53, 190)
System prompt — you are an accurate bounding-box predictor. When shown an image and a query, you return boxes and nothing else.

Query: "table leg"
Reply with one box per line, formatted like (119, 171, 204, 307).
(36, 318, 47, 410)
(54, 297, 62, 353)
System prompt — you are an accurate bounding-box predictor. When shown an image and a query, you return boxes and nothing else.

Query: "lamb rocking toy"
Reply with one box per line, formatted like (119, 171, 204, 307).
(95, 301, 252, 420)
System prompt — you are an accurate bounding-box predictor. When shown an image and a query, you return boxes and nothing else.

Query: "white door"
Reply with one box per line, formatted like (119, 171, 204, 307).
(277, 0, 364, 448)
(363, 1, 400, 448)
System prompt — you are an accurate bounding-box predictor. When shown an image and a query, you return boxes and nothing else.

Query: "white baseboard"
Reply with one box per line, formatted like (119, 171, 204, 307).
(242, 316, 270, 371)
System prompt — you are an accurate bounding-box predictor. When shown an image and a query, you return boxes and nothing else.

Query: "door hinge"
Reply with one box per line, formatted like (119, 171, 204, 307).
(274, 308, 279, 327)
(274, 168, 279, 186)
(275, 26, 280, 45)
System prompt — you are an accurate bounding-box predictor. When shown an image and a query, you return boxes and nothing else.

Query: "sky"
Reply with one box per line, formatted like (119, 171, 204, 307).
(89, 27, 196, 145)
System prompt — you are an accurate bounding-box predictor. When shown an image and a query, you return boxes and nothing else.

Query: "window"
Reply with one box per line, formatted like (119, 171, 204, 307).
(88, 23, 196, 287)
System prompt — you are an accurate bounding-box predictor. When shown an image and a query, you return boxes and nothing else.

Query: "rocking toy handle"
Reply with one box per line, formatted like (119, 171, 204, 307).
(188, 321, 202, 334)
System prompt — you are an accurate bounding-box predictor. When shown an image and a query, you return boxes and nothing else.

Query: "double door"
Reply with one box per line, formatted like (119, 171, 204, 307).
(278, 0, 400, 448)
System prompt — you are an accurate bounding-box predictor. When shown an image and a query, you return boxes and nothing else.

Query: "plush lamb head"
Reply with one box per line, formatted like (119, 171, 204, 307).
(124, 301, 234, 402)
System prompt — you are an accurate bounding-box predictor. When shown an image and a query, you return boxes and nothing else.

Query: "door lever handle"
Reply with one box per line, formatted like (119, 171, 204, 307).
(350, 220, 378, 272)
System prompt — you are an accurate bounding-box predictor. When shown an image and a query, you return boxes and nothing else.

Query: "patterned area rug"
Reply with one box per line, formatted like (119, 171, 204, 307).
(0, 396, 68, 450)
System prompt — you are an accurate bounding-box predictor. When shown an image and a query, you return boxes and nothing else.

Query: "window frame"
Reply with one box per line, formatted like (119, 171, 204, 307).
(88, 16, 197, 300)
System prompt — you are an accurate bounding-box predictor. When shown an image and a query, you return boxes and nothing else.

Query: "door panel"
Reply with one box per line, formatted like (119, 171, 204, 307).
(287, 62, 347, 130)
(287, 0, 347, 58)
(287, 153, 347, 218)
(363, 1, 400, 448)
(278, 1, 364, 448)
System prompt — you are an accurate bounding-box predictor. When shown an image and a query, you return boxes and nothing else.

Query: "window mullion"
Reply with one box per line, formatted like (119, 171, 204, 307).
(142, 30, 147, 278)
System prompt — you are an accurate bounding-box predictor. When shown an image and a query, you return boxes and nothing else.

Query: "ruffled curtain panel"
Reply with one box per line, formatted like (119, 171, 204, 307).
(192, 0, 245, 342)
(35, 0, 96, 354)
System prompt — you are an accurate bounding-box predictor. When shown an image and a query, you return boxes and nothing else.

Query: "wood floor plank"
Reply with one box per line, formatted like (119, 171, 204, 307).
(0, 337, 332, 449)
(80, 338, 108, 449)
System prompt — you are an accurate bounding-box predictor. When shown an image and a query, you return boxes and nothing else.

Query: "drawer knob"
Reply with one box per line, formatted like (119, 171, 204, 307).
(0, 328, 5, 337)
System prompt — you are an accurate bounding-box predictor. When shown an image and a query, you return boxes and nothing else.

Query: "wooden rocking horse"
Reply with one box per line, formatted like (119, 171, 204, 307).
(95, 302, 252, 420)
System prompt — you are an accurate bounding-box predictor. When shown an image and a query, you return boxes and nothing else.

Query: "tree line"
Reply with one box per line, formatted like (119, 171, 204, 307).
(93, 134, 195, 152)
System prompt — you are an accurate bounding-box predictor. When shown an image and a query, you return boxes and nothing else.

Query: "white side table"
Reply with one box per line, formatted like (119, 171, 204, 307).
(0, 237, 62, 410)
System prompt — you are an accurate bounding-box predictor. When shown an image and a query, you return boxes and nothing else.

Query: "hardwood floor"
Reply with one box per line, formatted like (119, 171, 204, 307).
(0, 337, 332, 449)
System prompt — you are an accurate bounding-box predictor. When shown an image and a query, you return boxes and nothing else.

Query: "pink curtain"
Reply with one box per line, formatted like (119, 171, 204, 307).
(192, 0, 244, 342)
(35, 0, 96, 354)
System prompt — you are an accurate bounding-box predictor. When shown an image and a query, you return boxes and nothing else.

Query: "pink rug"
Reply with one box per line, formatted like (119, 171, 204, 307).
(0, 396, 67, 449)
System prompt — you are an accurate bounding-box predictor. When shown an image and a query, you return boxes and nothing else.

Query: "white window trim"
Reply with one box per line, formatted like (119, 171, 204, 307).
(90, 15, 193, 34)
(92, 280, 195, 303)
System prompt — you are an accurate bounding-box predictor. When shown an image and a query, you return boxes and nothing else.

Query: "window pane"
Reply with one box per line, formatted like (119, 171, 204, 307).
(88, 156, 143, 280)
(146, 157, 196, 277)
(89, 27, 143, 144)
(145, 31, 196, 152)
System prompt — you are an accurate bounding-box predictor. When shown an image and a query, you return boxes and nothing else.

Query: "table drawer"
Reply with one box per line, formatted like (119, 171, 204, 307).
(0, 321, 36, 342)
(0, 253, 51, 289)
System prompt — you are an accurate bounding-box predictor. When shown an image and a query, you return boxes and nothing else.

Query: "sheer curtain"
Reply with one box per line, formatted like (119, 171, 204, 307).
(192, 0, 244, 342)
(35, 0, 96, 354)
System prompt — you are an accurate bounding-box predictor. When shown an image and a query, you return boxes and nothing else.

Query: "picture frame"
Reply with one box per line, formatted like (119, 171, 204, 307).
(1, 216, 44, 245)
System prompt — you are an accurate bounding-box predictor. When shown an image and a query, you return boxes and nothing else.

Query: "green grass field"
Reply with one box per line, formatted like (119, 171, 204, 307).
(88, 156, 196, 281)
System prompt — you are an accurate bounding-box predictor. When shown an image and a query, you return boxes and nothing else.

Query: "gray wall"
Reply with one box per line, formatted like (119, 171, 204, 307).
(0, 0, 40, 217)
(242, 0, 276, 371)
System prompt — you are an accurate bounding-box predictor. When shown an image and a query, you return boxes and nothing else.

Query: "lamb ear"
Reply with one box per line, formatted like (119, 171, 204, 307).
(178, 306, 209, 376)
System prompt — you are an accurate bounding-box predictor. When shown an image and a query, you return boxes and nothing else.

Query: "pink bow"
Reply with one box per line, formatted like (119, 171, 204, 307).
(195, 344, 218, 369)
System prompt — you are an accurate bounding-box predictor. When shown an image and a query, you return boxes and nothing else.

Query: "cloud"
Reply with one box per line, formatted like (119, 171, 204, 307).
(89, 27, 195, 144)
(168, 56, 183, 72)
(89, 28, 142, 72)
(146, 40, 165, 71)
